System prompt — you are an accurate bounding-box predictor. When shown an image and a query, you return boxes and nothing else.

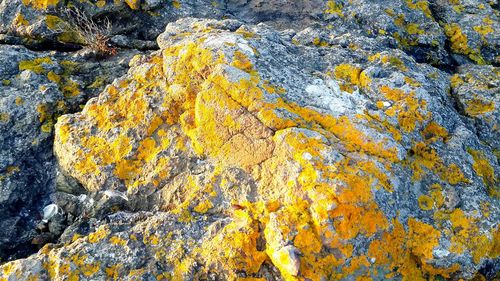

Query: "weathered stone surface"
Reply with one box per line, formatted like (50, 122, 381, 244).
(451, 65, 499, 153)
(2, 0, 498, 66)
(1, 17, 497, 280)
(0, 0, 498, 280)
(0, 0, 223, 50)
(431, 0, 499, 65)
(0, 45, 137, 261)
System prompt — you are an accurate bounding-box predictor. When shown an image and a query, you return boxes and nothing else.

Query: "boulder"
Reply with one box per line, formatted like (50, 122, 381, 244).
(1, 17, 497, 280)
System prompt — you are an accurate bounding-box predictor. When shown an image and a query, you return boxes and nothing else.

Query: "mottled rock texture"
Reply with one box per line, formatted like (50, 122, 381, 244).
(0, 45, 137, 260)
(0, 0, 498, 280)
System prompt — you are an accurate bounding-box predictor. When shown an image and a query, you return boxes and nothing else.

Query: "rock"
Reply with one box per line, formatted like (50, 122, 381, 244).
(451, 65, 499, 153)
(41, 204, 59, 223)
(431, 0, 500, 65)
(2, 0, 498, 67)
(110, 35, 159, 50)
(0, 45, 137, 261)
(0, 0, 498, 279)
(0, 0, 224, 51)
(206, 0, 500, 66)
(271, 245, 301, 277)
(1, 17, 496, 280)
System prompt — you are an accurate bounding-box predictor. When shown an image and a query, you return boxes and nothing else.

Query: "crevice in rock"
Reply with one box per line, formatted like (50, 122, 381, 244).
(0, 151, 56, 262)
(0, 34, 83, 52)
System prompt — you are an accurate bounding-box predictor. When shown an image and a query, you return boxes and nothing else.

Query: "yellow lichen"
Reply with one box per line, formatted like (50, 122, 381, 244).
(45, 15, 62, 30)
(22, 0, 60, 9)
(96, 0, 106, 8)
(125, 0, 141, 9)
(325, 0, 343, 16)
(464, 98, 495, 117)
(109, 236, 127, 247)
(13, 13, 29, 26)
(0, 112, 10, 123)
(50, 27, 494, 281)
(19, 57, 53, 74)
(15, 97, 25, 105)
(444, 24, 485, 64)
(468, 149, 496, 193)
(193, 199, 213, 213)
(405, 0, 433, 19)
(47, 71, 61, 83)
(473, 17, 494, 37)
(406, 23, 424, 35)
(333, 64, 363, 92)
(88, 225, 110, 243)
(418, 195, 434, 210)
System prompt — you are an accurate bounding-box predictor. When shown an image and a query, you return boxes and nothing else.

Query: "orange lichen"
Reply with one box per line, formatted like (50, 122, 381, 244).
(379, 85, 428, 132)
(408, 218, 440, 261)
(407, 142, 468, 184)
(367, 219, 453, 280)
(448, 209, 495, 264)
(200, 209, 267, 278)
(422, 121, 448, 142)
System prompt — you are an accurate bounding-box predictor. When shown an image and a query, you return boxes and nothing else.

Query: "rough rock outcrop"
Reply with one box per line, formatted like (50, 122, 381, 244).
(1, 17, 497, 280)
(1, 0, 498, 66)
(0, 0, 223, 50)
(450, 65, 499, 152)
(0, 0, 499, 280)
(0, 45, 136, 261)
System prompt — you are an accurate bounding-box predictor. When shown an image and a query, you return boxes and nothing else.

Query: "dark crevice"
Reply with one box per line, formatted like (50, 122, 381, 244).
(0, 151, 56, 262)
(0, 34, 82, 52)
(21, 40, 83, 53)
(0, 34, 161, 53)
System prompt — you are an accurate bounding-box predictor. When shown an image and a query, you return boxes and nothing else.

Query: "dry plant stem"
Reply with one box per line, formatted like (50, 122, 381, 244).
(57, 7, 117, 56)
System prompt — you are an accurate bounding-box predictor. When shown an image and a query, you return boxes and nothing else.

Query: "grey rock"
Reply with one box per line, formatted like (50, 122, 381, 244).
(2, 17, 492, 280)
(0, 0, 498, 280)
(451, 64, 499, 152)
(0, 45, 137, 261)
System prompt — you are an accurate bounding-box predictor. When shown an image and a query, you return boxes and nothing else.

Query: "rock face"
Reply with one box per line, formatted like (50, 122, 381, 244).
(0, 0, 223, 50)
(1, 16, 498, 280)
(0, 45, 136, 261)
(0, 0, 498, 280)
